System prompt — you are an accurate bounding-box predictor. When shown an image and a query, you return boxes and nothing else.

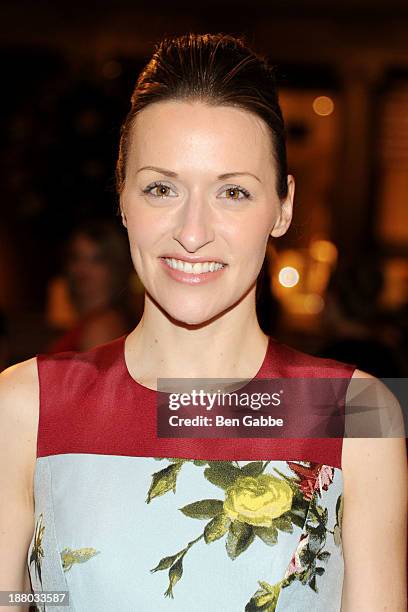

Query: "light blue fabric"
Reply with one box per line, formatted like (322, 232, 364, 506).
(28, 455, 344, 611)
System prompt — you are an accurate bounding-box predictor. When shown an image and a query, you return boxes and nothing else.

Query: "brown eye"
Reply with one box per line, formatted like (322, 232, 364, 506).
(226, 187, 240, 200)
(142, 182, 177, 198)
(220, 185, 251, 201)
(154, 185, 171, 197)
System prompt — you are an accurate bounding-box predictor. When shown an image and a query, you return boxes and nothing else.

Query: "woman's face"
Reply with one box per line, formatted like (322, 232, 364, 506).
(66, 233, 112, 304)
(120, 100, 294, 325)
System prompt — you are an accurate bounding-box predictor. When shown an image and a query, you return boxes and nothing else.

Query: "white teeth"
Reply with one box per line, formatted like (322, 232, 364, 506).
(163, 258, 225, 274)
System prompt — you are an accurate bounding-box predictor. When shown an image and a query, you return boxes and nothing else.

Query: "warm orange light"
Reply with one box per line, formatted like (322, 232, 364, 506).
(309, 239, 338, 264)
(303, 293, 325, 314)
(312, 96, 334, 116)
(278, 266, 300, 288)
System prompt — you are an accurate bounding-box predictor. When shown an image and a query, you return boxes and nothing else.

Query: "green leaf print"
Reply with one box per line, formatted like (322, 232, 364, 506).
(333, 494, 344, 547)
(150, 552, 182, 573)
(306, 526, 326, 554)
(308, 574, 317, 592)
(273, 466, 310, 529)
(244, 580, 283, 611)
(179, 498, 224, 519)
(226, 520, 255, 559)
(146, 461, 183, 503)
(203, 461, 242, 489)
(333, 524, 342, 547)
(29, 513, 45, 588)
(315, 504, 329, 526)
(253, 524, 278, 546)
(288, 505, 309, 529)
(240, 461, 265, 477)
(317, 550, 331, 563)
(60, 547, 100, 571)
(203, 513, 231, 543)
(272, 467, 302, 493)
(164, 553, 185, 599)
(305, 497, 329, 553)
(273, 513, 294, 533)
(152, 531, 207, 599)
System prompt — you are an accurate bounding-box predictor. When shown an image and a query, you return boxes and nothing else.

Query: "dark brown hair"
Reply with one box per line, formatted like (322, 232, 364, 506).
(115, 32, 288, 204)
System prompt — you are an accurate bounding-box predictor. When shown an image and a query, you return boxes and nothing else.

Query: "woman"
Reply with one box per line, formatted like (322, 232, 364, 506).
(0, 33, 406, 612)
(46, 218, 141, 353)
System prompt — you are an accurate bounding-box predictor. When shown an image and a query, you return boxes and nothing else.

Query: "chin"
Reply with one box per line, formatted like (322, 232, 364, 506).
(158, 298, 230, 328)
(167, 307, 223, 327)
(146, 285, 249, 327)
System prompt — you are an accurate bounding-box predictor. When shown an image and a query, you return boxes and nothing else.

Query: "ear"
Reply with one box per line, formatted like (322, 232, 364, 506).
(270, 174, 295, 238)
(120, 202, 127, 229)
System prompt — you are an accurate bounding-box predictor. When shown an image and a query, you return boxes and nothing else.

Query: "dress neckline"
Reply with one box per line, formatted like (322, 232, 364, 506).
(120, 333, 272, 394)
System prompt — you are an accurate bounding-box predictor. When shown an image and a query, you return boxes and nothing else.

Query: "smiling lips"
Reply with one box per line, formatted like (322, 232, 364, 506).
(159, 256, 227, 284)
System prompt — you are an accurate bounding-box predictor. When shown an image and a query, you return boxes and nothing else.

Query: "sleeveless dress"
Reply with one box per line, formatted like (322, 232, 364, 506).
(27, 334, 356, 611)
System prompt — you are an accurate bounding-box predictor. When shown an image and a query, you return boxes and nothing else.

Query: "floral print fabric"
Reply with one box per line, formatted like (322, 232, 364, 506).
(147, 458, 343, 610)
(27, 454, 344, 611)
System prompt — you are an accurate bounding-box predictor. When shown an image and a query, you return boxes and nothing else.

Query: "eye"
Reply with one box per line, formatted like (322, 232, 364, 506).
(142, 181, 177, 198)
(218, 184, 252, 201)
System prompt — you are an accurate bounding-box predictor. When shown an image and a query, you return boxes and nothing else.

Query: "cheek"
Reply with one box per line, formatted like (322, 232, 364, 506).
(225, 216, 271, 263)
(125, 204, 169, 249)
(92, 265, 111, 286)
(124, 210, 149, 253)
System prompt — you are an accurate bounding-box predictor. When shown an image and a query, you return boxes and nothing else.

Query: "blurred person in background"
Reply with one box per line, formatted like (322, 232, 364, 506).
(46, 218, 143, 352)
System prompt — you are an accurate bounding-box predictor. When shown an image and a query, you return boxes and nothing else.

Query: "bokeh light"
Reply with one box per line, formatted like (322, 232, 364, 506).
(312, 95, 334, 116)
(278, 266, 300, 288)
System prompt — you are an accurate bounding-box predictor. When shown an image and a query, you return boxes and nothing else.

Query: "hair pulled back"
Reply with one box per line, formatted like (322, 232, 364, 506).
(116, 32, 288, 202)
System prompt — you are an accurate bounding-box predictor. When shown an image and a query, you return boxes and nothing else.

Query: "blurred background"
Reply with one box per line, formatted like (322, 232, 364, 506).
(0, 0, 407, 379)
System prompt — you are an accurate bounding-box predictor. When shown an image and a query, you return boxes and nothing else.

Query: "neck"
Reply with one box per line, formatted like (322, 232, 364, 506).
(124, 290, 270, 387)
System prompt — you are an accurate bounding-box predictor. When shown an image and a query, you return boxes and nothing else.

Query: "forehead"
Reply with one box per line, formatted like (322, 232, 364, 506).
(127, 100, 273, 174)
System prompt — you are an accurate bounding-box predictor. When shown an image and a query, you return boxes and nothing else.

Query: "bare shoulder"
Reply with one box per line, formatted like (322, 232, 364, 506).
(345, 369, 406, 442)
(342, 367, 407, 468)
(0, 357, 40, 499)
(0, 356, 39, 416)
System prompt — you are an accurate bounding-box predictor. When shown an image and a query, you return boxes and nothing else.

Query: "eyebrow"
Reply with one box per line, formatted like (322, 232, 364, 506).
(136, 165, 261, 183)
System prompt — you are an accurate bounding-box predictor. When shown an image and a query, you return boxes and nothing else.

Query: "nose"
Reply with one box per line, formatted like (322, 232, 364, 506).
(173, 194, 215, 253)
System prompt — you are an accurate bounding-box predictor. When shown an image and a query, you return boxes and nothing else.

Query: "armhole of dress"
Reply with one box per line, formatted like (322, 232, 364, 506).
(35, 352, 46, 460)
(340, 363, 358, 472)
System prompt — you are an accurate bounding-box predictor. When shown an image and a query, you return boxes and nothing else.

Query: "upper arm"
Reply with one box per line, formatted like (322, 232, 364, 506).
(0, 358, 39, 603)
(341, 369, 408, 611)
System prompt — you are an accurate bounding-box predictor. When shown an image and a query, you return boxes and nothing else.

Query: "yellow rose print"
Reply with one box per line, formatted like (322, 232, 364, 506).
(223, 474, 293, 527)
